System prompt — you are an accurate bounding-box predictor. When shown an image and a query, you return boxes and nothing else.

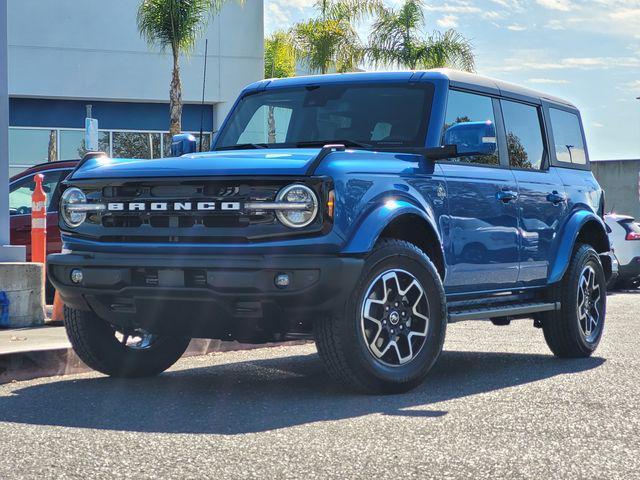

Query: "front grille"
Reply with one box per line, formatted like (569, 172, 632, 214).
(69, 177, 329, 243)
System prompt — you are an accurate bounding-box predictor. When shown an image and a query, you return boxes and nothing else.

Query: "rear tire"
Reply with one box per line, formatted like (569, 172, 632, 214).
(541, 244, 606, 358)
(64, 306, 190, 377)
(314, 239, 447, 394)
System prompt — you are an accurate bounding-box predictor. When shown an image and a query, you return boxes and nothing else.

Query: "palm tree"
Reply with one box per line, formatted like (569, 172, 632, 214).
(264, 31, 296, 79)
(367, 0, 475, 71)
(293, 0, 381, 75)
(264, 31, 296, 142)
(137, 0, 241, 136)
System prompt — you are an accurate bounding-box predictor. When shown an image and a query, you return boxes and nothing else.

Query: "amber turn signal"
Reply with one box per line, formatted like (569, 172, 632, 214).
(327, 190, 335, 219)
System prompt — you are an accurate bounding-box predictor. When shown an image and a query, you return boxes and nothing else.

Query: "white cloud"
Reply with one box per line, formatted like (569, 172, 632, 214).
(536, 0, 575, 11)
(285, 0, 315, 9)
(425, 5, 481, 14)
(482, 11, 506, 20)
(528, 78, 571, 84)
(545, 19, 566, 30)
(621, 79, 640, 92)
(265, 2, 289, 33)
(592, 122, 605, 128)
(507, 24, 527, 31)
(485, 53, 640, 73)
(437, 15, 459, 28)
(489, 0, 524, 8)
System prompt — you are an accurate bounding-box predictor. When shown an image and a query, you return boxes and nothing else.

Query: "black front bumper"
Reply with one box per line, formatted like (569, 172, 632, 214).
(48, 251, 363, 341)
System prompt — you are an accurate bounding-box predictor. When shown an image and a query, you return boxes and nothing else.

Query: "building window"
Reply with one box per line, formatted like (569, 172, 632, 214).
(9, 127, 213, 176)
(8, 128, 57, 177)
(59, 129, 110, 160)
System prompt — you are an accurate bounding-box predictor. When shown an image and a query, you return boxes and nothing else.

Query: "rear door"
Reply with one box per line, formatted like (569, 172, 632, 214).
(438, 89, 520, 293)
(498, 99, 568, 286)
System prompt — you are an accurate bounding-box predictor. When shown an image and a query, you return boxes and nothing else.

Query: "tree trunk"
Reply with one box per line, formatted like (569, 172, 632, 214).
(169, 48, 182, 136)
(47, 129, 57, 162)
(267, 105, 276, 143)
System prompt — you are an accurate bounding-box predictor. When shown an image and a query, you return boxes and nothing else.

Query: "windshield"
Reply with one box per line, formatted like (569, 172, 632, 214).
(214, 83, 433, 150)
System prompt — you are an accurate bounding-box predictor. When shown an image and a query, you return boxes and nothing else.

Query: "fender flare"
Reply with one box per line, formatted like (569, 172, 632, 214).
(548, 210, 610, 284)
(341, 198, 442, 255)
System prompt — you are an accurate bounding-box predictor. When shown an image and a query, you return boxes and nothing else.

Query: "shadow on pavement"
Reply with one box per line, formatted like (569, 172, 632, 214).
(0, 350, 604, 434)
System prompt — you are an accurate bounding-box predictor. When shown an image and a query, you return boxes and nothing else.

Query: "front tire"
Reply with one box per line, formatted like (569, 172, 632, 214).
(64, 306, 190, 377)
(541, 244, 606, 358)
(314, 239, 447, 394)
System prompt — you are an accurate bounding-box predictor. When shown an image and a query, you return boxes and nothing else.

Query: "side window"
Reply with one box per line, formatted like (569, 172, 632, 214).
(237, 105, 293, 144)
(9, 170, 64, 215)
(442, 90, 499, 166)
(501, 100, 546, 170)
(549, 108, 586, 165)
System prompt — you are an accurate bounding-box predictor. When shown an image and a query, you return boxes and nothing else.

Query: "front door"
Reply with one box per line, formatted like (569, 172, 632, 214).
(439, 90, 520, 293)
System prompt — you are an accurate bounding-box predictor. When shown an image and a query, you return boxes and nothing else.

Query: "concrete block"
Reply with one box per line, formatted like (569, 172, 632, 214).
(0, 262, 45, 328)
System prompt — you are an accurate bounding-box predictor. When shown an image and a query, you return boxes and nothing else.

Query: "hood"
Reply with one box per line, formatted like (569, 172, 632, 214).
(70, 149, 322, 180)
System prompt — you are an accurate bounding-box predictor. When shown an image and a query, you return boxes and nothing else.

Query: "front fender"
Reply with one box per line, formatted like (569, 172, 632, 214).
(341, 199, 440, 254)
(548, 210, 609, 284)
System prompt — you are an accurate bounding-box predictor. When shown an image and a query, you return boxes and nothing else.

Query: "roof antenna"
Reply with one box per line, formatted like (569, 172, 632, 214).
(198, 38, 208, 153)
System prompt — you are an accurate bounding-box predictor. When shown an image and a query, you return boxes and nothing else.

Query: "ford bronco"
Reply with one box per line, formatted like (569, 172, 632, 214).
(48, 70, 611, 393)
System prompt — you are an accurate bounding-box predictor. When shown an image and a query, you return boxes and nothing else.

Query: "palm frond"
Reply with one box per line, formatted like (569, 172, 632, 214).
(264, 30, 297, 78)
(419, 29, 475, 72)
(366, 0, 475, 71)
(137, 0, 230, 55)
(316, 0, 383, 22)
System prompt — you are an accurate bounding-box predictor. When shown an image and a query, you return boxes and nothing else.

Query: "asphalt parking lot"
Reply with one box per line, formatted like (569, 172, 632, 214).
(0, 291, 638, 480)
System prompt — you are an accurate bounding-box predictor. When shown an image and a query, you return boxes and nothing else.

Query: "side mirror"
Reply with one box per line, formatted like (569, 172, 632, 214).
(443, 121, 497, 156)
(170, 133, 197, 157)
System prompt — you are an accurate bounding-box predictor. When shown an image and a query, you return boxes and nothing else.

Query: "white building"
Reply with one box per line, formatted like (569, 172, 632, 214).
(7, 0, 264, 176)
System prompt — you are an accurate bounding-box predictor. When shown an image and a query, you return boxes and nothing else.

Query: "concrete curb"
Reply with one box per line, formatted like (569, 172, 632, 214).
(0, 338, 311, 385)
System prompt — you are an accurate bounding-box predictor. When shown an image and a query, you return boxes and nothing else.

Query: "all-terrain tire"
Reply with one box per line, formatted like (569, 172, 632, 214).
(314, 238, 447, 394)
(541, 244, 606, 358)
(64, 306, 190, 377)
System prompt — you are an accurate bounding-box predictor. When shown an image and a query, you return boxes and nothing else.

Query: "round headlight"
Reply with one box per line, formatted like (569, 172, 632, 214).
(276, 184, 318, 228)
(60, 187, 87, 228)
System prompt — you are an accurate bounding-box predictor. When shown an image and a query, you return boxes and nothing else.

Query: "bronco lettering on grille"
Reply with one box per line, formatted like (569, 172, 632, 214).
(107, 201, 242, 212)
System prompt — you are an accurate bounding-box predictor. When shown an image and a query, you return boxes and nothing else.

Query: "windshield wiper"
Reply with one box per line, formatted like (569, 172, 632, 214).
(295, 139, 374, 149)
(215, 143, 269, 151)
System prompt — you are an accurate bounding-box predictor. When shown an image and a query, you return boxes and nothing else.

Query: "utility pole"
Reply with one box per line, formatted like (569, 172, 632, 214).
(0, 0, 25, 260)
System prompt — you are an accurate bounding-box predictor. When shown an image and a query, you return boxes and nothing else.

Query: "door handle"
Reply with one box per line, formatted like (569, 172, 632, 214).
(496, 189, 518, 203)
(546, 191, 566, 205)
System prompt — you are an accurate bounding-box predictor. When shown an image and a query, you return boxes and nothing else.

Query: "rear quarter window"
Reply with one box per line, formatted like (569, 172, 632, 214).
(549, 108, 587, 166)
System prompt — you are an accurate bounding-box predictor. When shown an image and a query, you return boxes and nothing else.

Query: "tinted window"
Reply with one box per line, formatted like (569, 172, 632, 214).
(549, 108, 586, 165)
(9, 170, 64, 214)
(501, 100, 546, 170)
(216, 84, 433, 149)
(442, 90, 499, 166)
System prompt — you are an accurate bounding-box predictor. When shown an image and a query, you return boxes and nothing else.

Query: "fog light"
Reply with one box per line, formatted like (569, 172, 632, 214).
(275, 273, 290, 288)
(70, 269, 83, 284)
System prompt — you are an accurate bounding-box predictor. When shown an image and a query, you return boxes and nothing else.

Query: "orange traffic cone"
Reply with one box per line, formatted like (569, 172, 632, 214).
(49, 291, 65, 325)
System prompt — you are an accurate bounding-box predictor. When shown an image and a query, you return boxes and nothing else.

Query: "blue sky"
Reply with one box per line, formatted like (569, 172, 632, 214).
(264, 0, 640, 160)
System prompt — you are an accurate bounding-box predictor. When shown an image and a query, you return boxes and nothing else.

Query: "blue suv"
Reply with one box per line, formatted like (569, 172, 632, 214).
(48, 70, 611, 393)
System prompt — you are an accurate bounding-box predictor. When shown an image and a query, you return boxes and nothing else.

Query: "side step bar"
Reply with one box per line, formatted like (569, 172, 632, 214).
(448, 302, 560, 323)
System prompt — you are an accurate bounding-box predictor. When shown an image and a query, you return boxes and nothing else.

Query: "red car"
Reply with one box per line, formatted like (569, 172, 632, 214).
(9, 160, 78, 301)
